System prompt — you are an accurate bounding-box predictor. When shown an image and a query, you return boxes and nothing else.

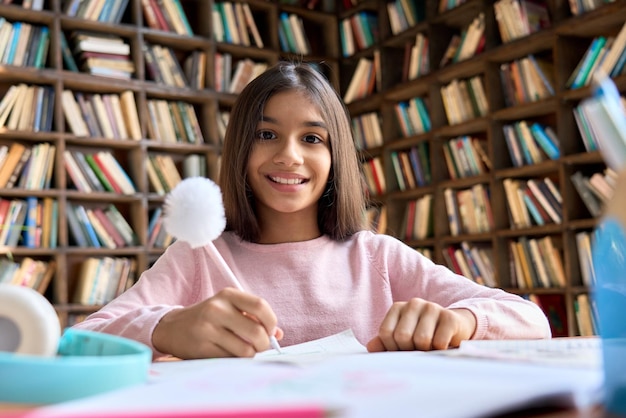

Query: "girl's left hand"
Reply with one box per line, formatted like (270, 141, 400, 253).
(366, 298, 477, 352)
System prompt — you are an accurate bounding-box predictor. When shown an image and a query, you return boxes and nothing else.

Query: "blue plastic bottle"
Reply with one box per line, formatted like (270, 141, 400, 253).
(592, 218, 626, 415)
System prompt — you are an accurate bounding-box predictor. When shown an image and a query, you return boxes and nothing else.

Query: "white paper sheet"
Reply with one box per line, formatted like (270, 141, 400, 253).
(453, 336, 602, 368)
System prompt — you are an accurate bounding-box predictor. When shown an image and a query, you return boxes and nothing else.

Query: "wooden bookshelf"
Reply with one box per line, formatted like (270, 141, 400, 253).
(339, 0, 626, 337)
(0, 0, 339, 328)
(3, 0, 623, 339)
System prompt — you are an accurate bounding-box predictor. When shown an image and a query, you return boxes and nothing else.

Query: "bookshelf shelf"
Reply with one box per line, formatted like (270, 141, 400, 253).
(344, 0, 626, 337)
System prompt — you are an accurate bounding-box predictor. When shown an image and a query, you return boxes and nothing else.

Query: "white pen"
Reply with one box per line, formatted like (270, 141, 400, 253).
(216, 258, 283, 354)
(163, 177, 283, 354)
(204, 247, 283, 354)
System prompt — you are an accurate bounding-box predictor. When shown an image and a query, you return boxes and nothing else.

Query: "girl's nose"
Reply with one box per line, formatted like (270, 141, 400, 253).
(273, 138, 303, 166)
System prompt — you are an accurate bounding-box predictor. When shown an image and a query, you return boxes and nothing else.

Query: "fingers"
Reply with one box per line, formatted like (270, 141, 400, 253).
(153, 287, 281, 359)
(365, 336, 386, 352)
(212, 288, 279, 353)
(374, 299, 468, 352)
(223, 287, 278, 336)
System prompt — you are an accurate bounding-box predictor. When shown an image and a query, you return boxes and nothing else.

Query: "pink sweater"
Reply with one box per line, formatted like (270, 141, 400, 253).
(74, 231, 551, 357)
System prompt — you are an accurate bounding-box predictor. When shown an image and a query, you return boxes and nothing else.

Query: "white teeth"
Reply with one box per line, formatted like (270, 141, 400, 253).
(270, 176, 304, 185)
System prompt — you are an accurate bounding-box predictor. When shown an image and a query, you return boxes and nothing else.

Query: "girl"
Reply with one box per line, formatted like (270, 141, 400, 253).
(74, 62, 551, 359)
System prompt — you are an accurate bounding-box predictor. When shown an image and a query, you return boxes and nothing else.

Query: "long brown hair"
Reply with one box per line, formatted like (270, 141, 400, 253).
(220, 61, 367, 242)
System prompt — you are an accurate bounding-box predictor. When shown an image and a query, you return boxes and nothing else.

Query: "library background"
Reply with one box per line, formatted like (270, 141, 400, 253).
(0, 0, 623, 338)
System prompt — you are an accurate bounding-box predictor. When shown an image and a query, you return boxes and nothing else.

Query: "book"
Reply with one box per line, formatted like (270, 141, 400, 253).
(0, 142, 26, 188)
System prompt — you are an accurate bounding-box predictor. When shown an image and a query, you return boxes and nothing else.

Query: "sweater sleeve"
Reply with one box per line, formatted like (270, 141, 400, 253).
(371, 234, 551, 340)
(72, 241, 199, 358)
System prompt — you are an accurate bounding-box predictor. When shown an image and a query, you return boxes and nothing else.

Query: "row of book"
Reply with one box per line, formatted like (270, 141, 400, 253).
(147, 207, 174, 249)
(65, 0, 130, 24)
(574, 293, 596, 336)
(0, 142, 55, 190)
(0, 143, 208, 197)
(494, 0, 550, 43)
(386, 169, 608, 234)
(61, 30, 206, 90)
(66, 202, 137, 249)
(509, 235, 566, 289)
(351, 111, 383, 151)
(340, 11, 378, 57)
(440, 76, 488, 125)
(390, 142, 431, 191)
(343, 56, 380, 104)
(212, 1, 263, 48)
(574, 94, 626, 153)
(279, 12, 312, 54)
(17, 84, 203, 145)
(503, 120, 560, 167)
(362, 156, 386, 196)
(140, 0, 192, 35)
(0, 197, 58, 249)
(439, 13, 485, 67)
(569, 0, 616, 16)
(570, 168, 617, 218)
(145, 99, 204, 144)
(0, 84, 54, 133)
(0, 257, 56, 295)
(394, 96, 432, 138)
(158, 156, 200, 199)
(214, 55, 268, 94)
(61, 89, 141, 140)
(575, 229, 596, 287)
(0, 18, 49, 68)
(386, 0, 424, 36)
(404, 33, 429, 81)
(503, 177, 563, 229)
(443, 136, 491, 180)
(400, 194, 433, 241)
(146, 154, 183, 195)
(73, 256, 137, 305)
(500, 55, 555, 107)
(144, 43, 193, 88)
(444, 184, 495, 236)
(442, 241, 496, 288)
(567, 21, 626, 89)
(65, 149, 136, 195)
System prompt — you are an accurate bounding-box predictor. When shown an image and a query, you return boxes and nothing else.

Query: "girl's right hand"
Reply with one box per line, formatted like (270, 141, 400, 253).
(152, 287, 283, 359)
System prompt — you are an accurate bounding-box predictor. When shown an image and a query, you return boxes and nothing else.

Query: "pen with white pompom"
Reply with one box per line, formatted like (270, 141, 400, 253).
(162, 176, 282, 353)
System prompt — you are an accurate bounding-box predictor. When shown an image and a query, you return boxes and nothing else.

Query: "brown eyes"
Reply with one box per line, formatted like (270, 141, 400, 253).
(255, 130, 324, 144)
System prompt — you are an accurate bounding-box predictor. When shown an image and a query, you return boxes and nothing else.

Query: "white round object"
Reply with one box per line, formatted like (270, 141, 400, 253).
(163, 177, 227, 248)
(0, 284, 60, 356)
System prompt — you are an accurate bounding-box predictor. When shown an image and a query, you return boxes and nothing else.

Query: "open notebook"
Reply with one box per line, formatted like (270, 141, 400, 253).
(25, 330, 603, 418)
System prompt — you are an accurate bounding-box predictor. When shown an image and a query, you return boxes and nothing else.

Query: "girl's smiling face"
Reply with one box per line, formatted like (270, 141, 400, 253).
(246, 90, 332, 229)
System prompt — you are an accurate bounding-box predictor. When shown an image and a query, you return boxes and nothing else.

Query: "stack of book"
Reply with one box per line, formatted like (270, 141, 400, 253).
(493, 0, 551, 43)
(72, 32, 134, 79)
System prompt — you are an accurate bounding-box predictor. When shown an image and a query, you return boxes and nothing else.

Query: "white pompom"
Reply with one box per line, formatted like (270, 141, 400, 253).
(163, 177, 226, 248)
